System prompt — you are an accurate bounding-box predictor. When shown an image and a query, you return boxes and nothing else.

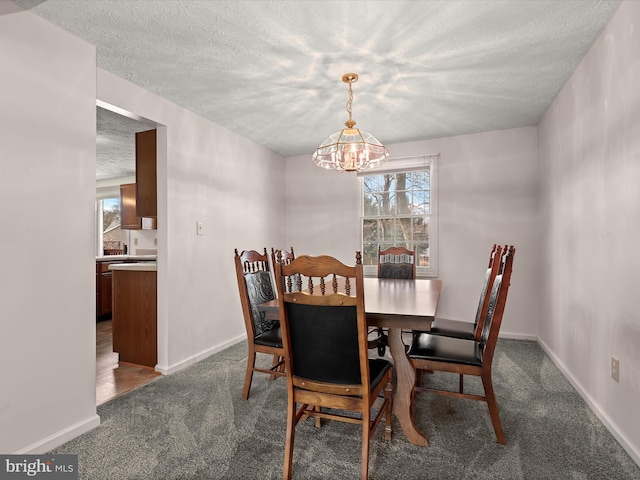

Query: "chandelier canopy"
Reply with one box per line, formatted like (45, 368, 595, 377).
(312, 73, 389, 173)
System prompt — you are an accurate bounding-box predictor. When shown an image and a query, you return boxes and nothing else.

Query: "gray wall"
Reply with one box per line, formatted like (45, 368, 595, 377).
(538, 0, 640, 462)
(285, 126, 540, 338)
(0, 3, 99, 452)
(1, 3, 286, 454)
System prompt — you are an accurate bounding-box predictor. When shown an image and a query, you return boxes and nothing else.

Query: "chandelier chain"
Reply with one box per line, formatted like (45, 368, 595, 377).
(346, 79, 353, 123)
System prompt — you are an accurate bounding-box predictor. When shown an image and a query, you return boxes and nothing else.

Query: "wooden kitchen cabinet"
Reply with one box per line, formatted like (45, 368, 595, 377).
(120, 183, 141, 230)
(135, 129, 157, 218)
(96, 260, 121, 319)
(100, 270, 112, 316)
(112, 268, 157, 368)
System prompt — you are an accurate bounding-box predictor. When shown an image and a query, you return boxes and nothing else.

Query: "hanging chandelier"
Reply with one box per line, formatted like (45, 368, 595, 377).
(312, 73, 389, 173)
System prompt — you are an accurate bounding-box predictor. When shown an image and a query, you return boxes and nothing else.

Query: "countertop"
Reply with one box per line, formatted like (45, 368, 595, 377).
(96, 255, 157, 262)
(108, 262, 157, 272)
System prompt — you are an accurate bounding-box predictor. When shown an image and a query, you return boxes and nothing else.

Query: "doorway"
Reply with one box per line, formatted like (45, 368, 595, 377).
(96, 104, 161, 405)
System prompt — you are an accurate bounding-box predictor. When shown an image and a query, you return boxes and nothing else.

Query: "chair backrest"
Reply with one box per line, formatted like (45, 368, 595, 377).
(377, 246, 417, 279)
(275, 252, 371, 394)
(271, 246, 295, 268)
(234, 248, 277, 339)
(473, 244, 503, 340)
(478, 245, 516, 364)
(272, 247, 300, 291)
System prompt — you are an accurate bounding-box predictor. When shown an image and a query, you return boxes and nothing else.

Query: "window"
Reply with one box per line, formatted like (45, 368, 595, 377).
(96, 197, 126, 256)
(359, 154, 438, 277)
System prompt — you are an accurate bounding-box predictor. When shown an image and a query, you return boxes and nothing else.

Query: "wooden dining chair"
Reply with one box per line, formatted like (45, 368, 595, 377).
(271, 247, 303, 292)
(377, 245, 417, 279)
(428, 244, 503, 341)
(234, 248, 285, 400)
(373, 245, 417, 355)
(274, 252, 394, 480)
(271, 246, 295, 268)
(408, 245, 515, 444)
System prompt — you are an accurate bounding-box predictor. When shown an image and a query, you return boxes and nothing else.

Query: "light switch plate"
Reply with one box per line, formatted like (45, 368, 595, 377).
(196, 221, 204, 235)
(611, 356, 620, 383)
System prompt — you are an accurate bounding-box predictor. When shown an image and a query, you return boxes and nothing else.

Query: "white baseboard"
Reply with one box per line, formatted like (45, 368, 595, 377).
(156, 333, 246, 375)
(16, 414, 101, 454)
(499, 331, 537, 341)
(537, 338, 640, 468)
(16, 335, 247, 453)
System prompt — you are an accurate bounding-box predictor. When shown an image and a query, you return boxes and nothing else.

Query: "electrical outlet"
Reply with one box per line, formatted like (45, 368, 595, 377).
(154, 238, 158, 246)
(611, 356, 620, 383)
(134, 237, 138, 246)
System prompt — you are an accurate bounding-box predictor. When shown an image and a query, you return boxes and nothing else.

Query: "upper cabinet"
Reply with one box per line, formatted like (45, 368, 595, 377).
(120, 183, 141, 230)
(120, 129, 157, 230)
(136, 129, 157, 218)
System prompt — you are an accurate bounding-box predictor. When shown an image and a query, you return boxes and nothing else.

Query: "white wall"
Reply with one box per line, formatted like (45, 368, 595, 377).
(537, 0, 640, 462)
(1, 3, 285, 453)
(286, 126, 539, 338)
(129, 229, 158, 253)
(96, 69, 286, 374)
(0, 4, 99, 453)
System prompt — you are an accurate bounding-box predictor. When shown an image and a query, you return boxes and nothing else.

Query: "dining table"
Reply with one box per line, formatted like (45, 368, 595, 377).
(258, 276, 442, 447)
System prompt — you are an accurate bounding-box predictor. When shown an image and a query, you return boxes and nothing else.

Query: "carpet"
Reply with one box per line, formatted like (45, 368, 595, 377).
(51, 339, 640, 479)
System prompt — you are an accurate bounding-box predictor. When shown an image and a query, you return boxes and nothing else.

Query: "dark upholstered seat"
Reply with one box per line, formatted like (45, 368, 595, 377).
(254, 325, 283, 348)
(428, 319, 476, 340)
(275, 253, 393, 480)
(409, 333, 484, 366)
(428, 244, 502, 341)
(408, 245, 516, 445)
(234, 248, 285, 400)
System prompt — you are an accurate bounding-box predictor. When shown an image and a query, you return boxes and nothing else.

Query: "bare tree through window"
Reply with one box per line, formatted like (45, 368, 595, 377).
(362, 170, 430, 268)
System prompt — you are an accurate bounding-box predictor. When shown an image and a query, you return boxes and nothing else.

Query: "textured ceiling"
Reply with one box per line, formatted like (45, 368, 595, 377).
(96, 107, 156, 180)
(17, 0, 621, 178)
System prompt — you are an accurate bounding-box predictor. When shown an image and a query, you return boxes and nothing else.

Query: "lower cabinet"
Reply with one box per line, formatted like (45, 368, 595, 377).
(112, 268, 157, 368)
(96, 261, 121, 319)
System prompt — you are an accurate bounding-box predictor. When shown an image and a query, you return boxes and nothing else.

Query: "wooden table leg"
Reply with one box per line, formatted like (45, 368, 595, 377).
(387, 327, 428, 446)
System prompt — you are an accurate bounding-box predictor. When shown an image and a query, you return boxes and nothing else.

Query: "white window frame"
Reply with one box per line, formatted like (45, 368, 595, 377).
(357, 154, 439, 278)
(95, 185, 126, 257)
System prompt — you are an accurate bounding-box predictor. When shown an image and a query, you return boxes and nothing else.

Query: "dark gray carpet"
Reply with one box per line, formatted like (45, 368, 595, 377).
(51, 339, 640, 479)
